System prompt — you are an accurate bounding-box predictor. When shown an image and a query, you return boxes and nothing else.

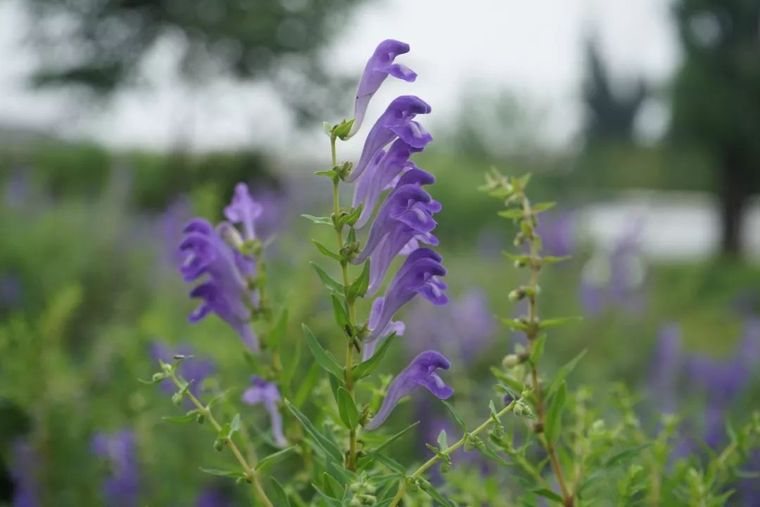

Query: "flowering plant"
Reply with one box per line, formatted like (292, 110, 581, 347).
(141, 39, 760, 507)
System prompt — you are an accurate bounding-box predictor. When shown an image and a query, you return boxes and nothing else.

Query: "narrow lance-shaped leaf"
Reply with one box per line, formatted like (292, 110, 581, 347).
(302, 324, 343, 379)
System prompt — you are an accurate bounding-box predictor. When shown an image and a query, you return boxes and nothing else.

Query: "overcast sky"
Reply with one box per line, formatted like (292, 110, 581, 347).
(0, 0, 679, 155)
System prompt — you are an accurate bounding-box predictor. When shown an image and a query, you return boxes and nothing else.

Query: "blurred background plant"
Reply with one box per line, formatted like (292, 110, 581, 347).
(1, 0, 759, 505)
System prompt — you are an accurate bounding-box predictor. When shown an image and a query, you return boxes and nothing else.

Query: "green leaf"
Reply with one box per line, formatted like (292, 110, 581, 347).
(330, 295, 349, 329)
(269, 477, 291, 507)
(490, 367, 527, 394)
(338, 205, 363, 227)
(497, 209, 524, 220)
(301, 214, 333, 226)
(336, 387, 359, 429)
(605, 444, 651, 468)
(284, 399, 343, 462)
(539, 316, 582, 330)
(418, 478, 456, 506)
(441, 400, 466, 431)
(230, 413, 241, 434)
(532, 488, 564, 504)
(546, 350, 587, 400)
(532, 201, 557, 213)
(530, 334, 547, 364)
(542, 256, 571, 265)
(256, 447, 297, 473)
(268, 308, 288, 348)
(545, 381, 566, 443)
(302, 324, 343, 379)
(367, 421, 420, 455)
(348, 260, 370, 299)
(501, 318, 528, 332)
(199, 467, 247, 481)
(437, 429, 448, 451)
(352, 333, 396, 380)
(332, 118, 355, 140)
(312, 240, 342, 261)
(309, 262, 344, 294)
(293, 362, 319, 407)
(161, 412, 199, 424)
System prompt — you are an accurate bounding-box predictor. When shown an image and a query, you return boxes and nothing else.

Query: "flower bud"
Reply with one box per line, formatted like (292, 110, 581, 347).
(151, 372, 166, 383)
(508, 288, 526, 302)
(502, 354, 520, 368)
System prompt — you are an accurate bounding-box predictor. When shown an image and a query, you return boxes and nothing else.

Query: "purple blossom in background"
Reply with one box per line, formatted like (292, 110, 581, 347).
(366, 350, 454, 430)
(10, 439, 39, 507)
(91, 430, 140, 507)
(196, 485, 232, 507)
(150, 342, 215, 401)
(347, 95, 432, 183)
(157, 196, 193, 269)
(405, 289, 495, 362)
(580, 219, 646, 316)
(0, 273, 23, 312)
(536, 210, 575, 258)
(242, 377, 287, 447)
(179, 182, 269, 351)
(648, 324, 683, 413)
(348, 39, 417, 138)
(180, 218, 260, 350)
(225, 183, 263, 241)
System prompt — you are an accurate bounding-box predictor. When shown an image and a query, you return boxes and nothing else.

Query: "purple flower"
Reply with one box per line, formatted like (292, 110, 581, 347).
(365, 248, 447, 347)
(347, 95, 432, 183)
(91, 430, 140, 507)
(536, 210, 575, 258)
(150, 342, 215, 401)
(352, 139, 423, 229)
(10, 439, 40, 507)
(224, 183, 263, 241)
(405, 289, 495, 362)
(353, 172, 441, 294)
(365, 350, 453, 430)
(648, 324, 683, 413)
(179, 218, 259, 350)
(242, 377, 287, 447)
(349, 39, 417, 138)
(362, 297, 406, 361)
(196, 485, 232, 507)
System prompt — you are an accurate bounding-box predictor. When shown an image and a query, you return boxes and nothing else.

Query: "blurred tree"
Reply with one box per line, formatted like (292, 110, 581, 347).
(21, 0, 368, 122)
(582, 36, 647, 146)
(671, 0, 760, 256)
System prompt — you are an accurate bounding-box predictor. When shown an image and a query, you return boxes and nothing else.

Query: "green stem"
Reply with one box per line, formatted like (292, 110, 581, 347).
(330, 133, 360, 470)
(168, 372, 274, 507)
(389, 403, 516, 507)
(519, 191, 574, 507)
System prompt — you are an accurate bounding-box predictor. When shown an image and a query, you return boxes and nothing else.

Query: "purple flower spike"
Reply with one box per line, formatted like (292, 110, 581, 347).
(366, 248, 447, 343)
(11, 439, 40, 507)
(347, 95, 432, 182)
(354, 179, 441, 293)
(349, 39, 417, 138)
(352, 139, 424, 229)
(224, 183, 263, 241)
(91, 430, 140, 507)
(366, 350, 453, 430)
(180, 219, 259, 351)
(242, 377, 287, 447)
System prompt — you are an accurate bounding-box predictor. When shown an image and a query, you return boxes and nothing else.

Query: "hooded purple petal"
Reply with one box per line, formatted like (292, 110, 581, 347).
(179, 216, 260, 351)
(242, 377, 287, 447)
(365, 248, 447, 343)
(365, 350, 453, 430)
(347, 95, 432, 183)
(349, 39, 417, 138)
